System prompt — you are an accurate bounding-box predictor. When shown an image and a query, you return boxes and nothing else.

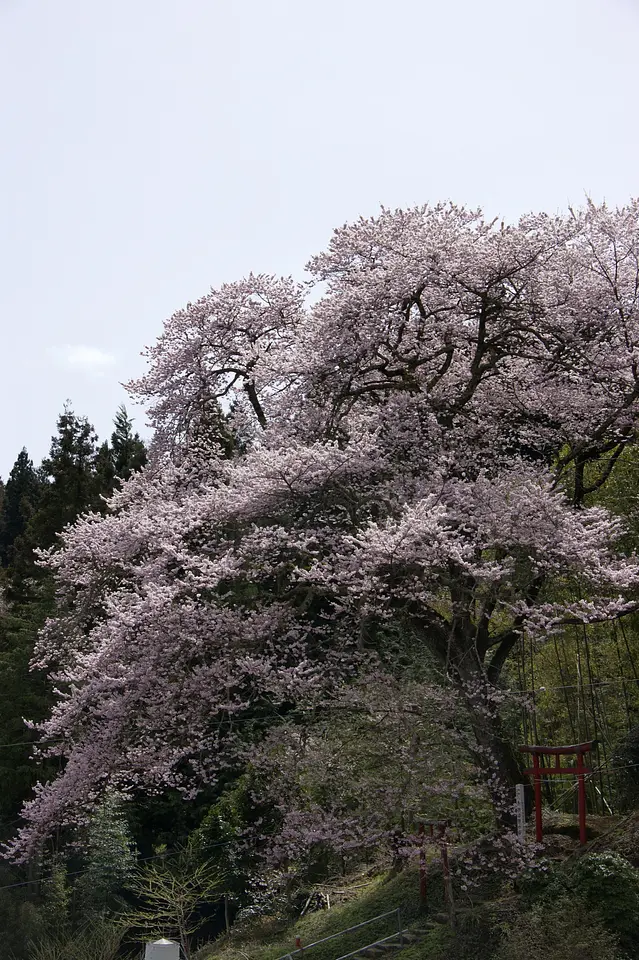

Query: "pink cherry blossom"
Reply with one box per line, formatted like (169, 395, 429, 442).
(9, 198, 639, 861)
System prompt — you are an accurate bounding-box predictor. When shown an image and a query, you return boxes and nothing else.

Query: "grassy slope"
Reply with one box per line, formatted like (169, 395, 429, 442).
(197, 866, 433, 960)
(197, 812, 639, 960)
(196, 858, 504, 960)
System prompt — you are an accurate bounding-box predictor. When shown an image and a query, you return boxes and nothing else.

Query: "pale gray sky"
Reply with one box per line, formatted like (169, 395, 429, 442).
(1, 0, 638, 476)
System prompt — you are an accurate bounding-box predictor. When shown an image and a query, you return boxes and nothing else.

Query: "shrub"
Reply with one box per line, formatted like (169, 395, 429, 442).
(496, 896, 620, 960)
(567, 851, 639, 953)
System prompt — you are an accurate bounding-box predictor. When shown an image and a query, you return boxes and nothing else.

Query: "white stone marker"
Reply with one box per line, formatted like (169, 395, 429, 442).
(144, 938, 181, 960)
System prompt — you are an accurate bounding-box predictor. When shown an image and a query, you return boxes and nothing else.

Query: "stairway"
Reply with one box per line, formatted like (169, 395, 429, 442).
(350, 925, 436, 960)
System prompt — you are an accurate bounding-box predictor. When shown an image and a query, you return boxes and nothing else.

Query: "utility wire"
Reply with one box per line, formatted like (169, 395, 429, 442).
(519, 674, 639, 694)
(4, 759, 639, 893)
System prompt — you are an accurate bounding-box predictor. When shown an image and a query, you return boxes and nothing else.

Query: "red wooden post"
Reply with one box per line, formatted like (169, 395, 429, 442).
(418, 822, 427, 903)
(532, 752, 543, 842)
(577, 750, 587, 846)
(295, 937, 303, 952)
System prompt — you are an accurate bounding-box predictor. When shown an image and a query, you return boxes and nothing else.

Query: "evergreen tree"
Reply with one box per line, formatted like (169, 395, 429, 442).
(27, 405, 101, 552)
(0, 457, 54, 833)
(111, 405, 146, 482)
(94, 439, 117, 502)
(75, 793, 137, 918)
(93, 408, 147, 501)
(0, 449, 42, 567)
(0, 411, 103, 832)
(0, 580, 55, 835)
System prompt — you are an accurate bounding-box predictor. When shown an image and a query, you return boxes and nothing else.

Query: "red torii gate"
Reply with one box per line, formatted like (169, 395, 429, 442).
(519, 741, 595, 845)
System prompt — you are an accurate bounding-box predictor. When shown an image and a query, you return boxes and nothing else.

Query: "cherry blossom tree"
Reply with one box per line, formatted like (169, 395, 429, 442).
(10, 198, 639, 859)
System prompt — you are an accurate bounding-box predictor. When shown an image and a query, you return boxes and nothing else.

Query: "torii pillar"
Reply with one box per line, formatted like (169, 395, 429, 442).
(519, 741, 595, 845)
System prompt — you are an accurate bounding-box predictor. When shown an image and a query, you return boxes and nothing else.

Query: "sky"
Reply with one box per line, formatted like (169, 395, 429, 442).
(1, 0, 638, 477)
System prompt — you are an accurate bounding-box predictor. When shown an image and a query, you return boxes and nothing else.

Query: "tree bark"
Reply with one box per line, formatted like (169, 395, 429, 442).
(405, 605, 525, 830)
(452, 651, 524, 831)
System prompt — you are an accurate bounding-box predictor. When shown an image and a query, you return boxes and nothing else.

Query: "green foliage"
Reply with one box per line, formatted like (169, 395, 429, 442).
(584, 444, 639, 550)
(519, 851, 639, 956)
(25, 918, 126, 960)
(93, 406, 147, 499)
(39, 858, 72, 942)
(123, 846, 227, 958)
(128, 788, 220, 858)
(516, 858, 566, 904)
(26, 405, 102, 553)
(495, 896, 620, 960)
(0, 879, 46, 960)
(0, 448, 42, 567)
(74, 792, 138, 918)
(0, 576, 56, 832)
(110, 404, 147, 481)
(567, 852, 639, 953)
(94, 439, 117, 502)
(445, 909, 501, 960)
(374, 908, 501, 960)
(191, 776, 258, 902)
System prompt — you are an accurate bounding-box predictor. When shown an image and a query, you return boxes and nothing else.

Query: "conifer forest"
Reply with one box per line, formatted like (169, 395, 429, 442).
(6, 200, 639, 959)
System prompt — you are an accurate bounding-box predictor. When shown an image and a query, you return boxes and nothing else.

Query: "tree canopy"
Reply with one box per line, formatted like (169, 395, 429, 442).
(10, 198, 639, 859)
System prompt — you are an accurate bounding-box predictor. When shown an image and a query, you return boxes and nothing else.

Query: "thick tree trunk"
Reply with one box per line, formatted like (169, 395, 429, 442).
(454, 656, 524, 832)
(405, 603, 525, 831)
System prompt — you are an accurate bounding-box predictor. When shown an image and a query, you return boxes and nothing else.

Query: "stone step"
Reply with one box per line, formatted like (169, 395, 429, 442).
(349, 923, 434, 960)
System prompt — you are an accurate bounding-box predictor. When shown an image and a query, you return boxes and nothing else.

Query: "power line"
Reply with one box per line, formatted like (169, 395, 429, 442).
(2, 758, 639, 894)
(543, 755, 639, 810)
(518, 674, 639, 694)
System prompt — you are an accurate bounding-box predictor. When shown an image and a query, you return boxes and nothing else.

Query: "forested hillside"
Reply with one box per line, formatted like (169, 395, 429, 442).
(4, 201, 639, 960)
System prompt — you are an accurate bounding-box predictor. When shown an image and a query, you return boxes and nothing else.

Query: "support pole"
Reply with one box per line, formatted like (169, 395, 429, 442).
(440, 842, 455, 929)
(533, 753, 543, 842)
(577, 751, 587, 846)
(418, 823, 427, 903)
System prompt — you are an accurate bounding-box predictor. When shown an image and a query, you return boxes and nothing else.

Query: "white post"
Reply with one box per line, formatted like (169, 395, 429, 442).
(515, 783, 526, 843)
(144, 940, 180, 960)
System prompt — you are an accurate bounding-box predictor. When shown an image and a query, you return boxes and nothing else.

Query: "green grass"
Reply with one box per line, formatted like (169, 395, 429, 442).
(195, 857, 509, 960)
(197, 866, 438, 960)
